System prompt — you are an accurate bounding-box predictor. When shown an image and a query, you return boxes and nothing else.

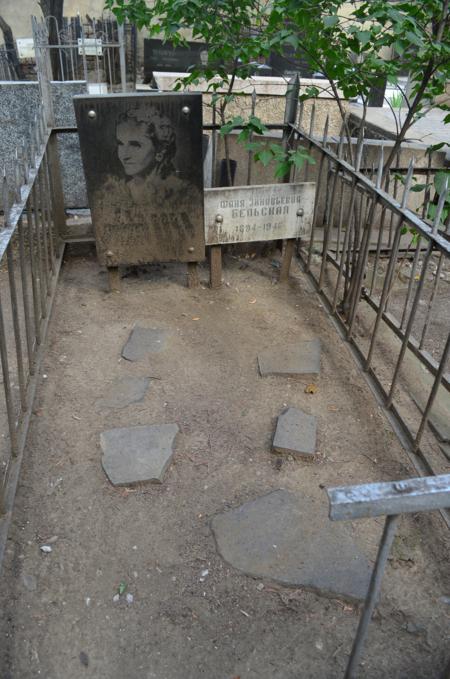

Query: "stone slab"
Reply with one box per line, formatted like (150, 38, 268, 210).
(122, 326, 168, 362)
(258, 340, 321, 378)
(0, 81, 87, 210)
(211, 490, 372, 602)
(58, 133, 88, 208)
(272, 407, 317, 457)
(96, 376, 151, 409)
(73, 92, 205, 266)
(101, 424, 179, 485)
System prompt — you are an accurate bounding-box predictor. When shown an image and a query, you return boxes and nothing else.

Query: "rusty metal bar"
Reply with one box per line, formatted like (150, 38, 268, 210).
(414, 333, 450, 450)
(6, 244, 27, 412)
(0, 288, 18, 461)
(25, 203, 42, 346)
(17, 217, 34, 373)
(328, 474, 450, 677)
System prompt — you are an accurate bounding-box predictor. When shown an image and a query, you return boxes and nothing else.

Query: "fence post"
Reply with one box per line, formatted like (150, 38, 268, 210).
(118, 22, 127, 93)
(31, 17, 66, 242)
(279, 74, 300, 282)
(32, 17, 55, 128)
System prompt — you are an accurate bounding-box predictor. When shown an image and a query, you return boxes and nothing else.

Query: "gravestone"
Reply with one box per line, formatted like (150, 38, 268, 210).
(269, 48, 315, 78)
(74, 92, 205, 266)
(144, 39, 209, 81)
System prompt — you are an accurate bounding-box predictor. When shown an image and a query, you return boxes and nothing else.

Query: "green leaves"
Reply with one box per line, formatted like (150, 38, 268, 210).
(245, 140, 315, 178)
(356, 31, 371, 47)
(219, 116, 244, 136)
(107, 0, 450, 180)
(323, 15, 339, 28)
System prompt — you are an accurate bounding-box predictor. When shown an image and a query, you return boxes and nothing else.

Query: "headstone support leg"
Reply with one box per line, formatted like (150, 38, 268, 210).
(280, 238, 295, 282)
(187, 262, 199, 289)
(209, 245, 222, 289)
(107, 266, 121, 292)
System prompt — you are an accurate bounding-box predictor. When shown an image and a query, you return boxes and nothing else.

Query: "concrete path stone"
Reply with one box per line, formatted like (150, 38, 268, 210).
(96, 376, 151, 409)
(211, 489, 372, 602)
(101, 424, 179, 485)
(258, 340, 321, 378)
(272, 407, 317, 457)
(122, 326, 168, 362)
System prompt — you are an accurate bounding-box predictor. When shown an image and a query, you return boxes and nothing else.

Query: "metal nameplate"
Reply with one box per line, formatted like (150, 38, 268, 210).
(205, 182, 315, 245)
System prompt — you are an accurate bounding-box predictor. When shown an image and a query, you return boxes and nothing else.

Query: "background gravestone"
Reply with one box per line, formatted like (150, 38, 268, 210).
(74, 92, 205, 266)
(144, 38, 208, 81)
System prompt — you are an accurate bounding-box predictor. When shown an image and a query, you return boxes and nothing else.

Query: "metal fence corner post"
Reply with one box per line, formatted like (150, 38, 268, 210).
(46, 134, 66, 247)
(279, 74, 300, 282)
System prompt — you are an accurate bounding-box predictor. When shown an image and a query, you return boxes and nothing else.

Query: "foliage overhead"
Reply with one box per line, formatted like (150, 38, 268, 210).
(105, 0, 450, 174)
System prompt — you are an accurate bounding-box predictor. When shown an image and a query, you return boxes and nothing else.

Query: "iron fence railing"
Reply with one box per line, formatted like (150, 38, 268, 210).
(0, 48, 19, 80)
(0, 59, 449, 677)
(31, 14, 134, 92)
(0, 102, 65, 562)
(290, 115, 450, 498)
(328, 473, 450, 678)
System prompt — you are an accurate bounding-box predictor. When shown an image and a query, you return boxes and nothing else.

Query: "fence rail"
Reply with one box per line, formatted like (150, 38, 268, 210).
(290, 115, 450, 496)
(31, 14, 133, 92)
(0, 48, 19, 80)
(0, 102, 65, 564)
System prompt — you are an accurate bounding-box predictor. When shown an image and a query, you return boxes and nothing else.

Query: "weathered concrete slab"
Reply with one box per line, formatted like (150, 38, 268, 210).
(101, 424, 179, 485)
(211, 490, 372, 602)
(272, 407, 317, 457)
(258, 340, 321, 378)
(122, 326, 168, 362)
(96, 376, 151, 409)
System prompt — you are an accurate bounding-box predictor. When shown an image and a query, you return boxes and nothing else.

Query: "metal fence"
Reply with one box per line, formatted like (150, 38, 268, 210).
(31, 14, 134, 92)
(328, 473, 450, 678)
(0, 48, 19, 80)
(0, 102, 65, 563)
(0, 57, 449, 676)
(288, 109, 449, 502)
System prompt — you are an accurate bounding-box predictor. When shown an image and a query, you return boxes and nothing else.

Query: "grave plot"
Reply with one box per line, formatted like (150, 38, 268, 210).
(0, 251, 448, 679)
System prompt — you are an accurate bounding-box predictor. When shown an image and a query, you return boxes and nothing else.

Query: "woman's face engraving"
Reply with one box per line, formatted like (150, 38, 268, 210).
(117, 121, 155, 177)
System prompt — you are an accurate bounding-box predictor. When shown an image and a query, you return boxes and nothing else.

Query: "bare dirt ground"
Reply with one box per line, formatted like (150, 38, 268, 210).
(0, 248, 449, 679)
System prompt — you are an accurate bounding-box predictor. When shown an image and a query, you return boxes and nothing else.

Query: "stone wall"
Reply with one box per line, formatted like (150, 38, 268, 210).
(0, 80, 87, 209)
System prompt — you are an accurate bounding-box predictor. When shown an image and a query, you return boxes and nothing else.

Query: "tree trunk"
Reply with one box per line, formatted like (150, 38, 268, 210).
(0, 16, 24, 79)
(38, 0, 64, 80)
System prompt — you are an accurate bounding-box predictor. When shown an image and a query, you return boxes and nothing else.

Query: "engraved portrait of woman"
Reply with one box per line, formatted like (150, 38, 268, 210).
(75, 92, 205, 265)
(102, 106, 193, 208)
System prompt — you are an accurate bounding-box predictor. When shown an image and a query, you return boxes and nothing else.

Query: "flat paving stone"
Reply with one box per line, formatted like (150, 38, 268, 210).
(100, 424, 179, 485)
(211, 489, 372, 602)
(272, 407, 317, 457)
(258, 340, 321, 378)
(122, 326, 168, 362)
(96, 376, 151, 409)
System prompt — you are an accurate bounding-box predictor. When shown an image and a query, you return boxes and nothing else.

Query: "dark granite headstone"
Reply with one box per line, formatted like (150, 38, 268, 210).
(144, 39, 208, 80)
(269, 45, 314, 78)
(74, 93, 205, 266)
